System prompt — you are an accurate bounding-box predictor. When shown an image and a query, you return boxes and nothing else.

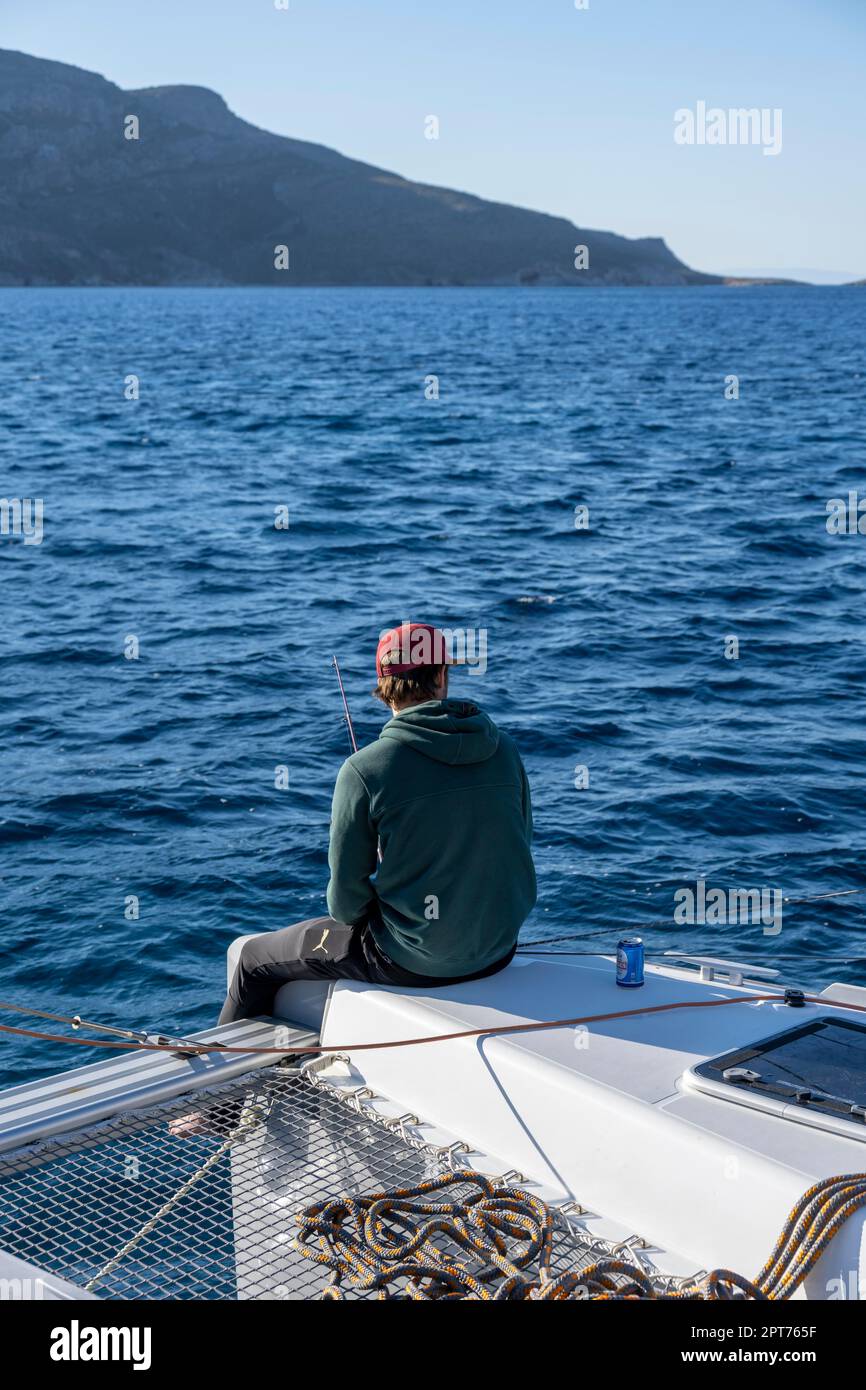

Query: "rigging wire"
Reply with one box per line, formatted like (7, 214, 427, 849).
(1, 989, 865, 1057)
(517, 885, 866, 951)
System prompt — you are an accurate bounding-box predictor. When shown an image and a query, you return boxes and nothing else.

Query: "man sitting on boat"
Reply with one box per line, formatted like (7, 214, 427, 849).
(219, 622, 537, 1022)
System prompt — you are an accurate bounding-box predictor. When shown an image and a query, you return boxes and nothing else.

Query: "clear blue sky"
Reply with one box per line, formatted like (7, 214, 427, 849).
(4, 0, 864, 276)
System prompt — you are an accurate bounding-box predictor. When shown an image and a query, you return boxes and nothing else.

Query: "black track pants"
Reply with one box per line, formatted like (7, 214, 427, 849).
(218, 916, 515, 1024)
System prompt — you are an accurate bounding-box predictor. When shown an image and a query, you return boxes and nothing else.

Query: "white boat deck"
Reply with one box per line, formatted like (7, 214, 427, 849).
(312, 953, 866, 1293)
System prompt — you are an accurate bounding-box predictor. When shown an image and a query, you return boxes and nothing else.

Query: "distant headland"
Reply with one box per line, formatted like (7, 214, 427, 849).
(0, 48, 807, 289)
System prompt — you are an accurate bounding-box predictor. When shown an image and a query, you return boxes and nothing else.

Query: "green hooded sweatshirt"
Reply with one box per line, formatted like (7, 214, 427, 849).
(326, 698, 536, 978)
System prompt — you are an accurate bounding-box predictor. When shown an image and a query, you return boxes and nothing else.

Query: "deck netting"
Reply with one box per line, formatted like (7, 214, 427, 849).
(0, 1063, 619, 1299)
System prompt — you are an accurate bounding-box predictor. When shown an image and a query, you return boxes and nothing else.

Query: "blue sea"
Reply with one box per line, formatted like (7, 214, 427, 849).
(1, 286, 864, 1087)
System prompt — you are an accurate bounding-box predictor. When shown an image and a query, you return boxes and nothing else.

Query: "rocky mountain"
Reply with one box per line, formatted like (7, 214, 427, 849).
(0, 48, 723, 288)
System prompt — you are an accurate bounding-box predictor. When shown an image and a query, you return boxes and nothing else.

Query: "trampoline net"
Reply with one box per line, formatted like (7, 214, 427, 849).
(0, 1063, 630, 1300)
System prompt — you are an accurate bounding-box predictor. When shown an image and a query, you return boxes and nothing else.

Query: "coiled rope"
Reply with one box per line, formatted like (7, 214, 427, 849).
(294, 1169, 866, 1301)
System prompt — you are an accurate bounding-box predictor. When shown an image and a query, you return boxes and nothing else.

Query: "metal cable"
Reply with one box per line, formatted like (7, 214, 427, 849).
(2, 990, 863, 1057)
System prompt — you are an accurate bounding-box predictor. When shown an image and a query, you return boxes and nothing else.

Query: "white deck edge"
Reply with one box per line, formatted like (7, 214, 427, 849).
(0, 1250, 99, 1300)
(0, 1017, 317, 1156)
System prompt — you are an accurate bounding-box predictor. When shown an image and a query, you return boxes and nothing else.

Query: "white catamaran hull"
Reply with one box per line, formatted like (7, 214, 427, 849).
(1, 950, 864, 1299)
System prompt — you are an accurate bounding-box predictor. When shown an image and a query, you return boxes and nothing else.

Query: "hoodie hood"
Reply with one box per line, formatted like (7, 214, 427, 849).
(379, 699, 499, 766)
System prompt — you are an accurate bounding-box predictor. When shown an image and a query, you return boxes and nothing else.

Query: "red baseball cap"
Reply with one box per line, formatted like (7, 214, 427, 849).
(376, 622, 453, 678)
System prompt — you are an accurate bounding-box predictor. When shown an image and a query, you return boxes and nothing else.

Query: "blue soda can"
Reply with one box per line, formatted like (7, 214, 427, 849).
(616, 937, 645, 987)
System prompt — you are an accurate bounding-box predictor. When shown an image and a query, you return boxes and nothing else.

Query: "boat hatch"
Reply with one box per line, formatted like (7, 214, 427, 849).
(690, 1017, 866, 1136)
(0, 1060, 621, 1301)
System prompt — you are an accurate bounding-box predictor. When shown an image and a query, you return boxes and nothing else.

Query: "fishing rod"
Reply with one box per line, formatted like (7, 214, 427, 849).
(332, 654, 383, 862)
(332, 654, 358, 754)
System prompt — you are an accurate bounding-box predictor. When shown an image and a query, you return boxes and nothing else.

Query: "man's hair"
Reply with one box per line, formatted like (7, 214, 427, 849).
(372, 665, 445, 708)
